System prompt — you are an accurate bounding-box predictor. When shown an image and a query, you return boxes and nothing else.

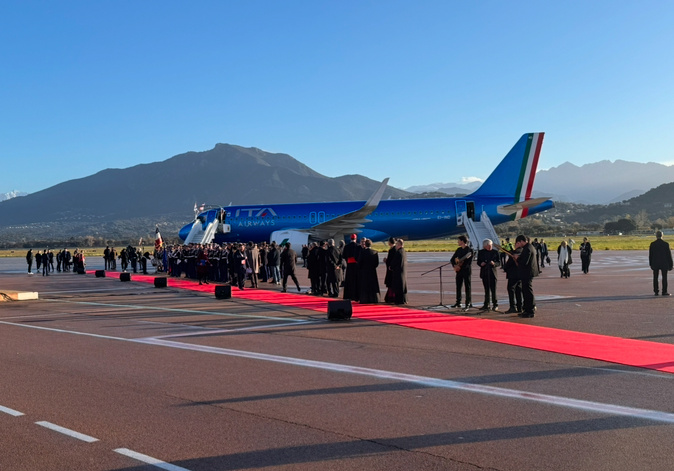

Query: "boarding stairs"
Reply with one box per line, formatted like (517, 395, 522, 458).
(463, 211, 500, 249)
(184, 209, 231, 245)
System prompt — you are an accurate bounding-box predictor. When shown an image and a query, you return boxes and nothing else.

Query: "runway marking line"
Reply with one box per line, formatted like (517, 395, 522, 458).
(35, 420, 99, 443)
(0, 399, 190, 470)
(114, 448, 191, 471)
(45, 298, 307, 323)
(90, 271, 674, 376)
(2, 318, 674, 425)
(0, 404, 24, 416)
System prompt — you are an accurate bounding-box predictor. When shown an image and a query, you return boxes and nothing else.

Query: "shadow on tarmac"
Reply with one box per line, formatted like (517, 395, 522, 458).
(114, 416, 655, 470)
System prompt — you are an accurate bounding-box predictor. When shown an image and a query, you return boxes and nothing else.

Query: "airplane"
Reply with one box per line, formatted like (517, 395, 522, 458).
(178, 133, 554, 247)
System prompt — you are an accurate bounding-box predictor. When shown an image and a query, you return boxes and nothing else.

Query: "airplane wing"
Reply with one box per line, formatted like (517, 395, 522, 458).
(497, 197, 552, 215)
(308, 178, 389, 240)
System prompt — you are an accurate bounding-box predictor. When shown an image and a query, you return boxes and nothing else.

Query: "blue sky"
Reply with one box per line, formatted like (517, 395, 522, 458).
(2, 1, 673, 194)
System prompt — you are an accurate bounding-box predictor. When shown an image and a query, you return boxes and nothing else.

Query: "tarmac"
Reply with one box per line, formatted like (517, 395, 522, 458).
(1, 250, 674, 470)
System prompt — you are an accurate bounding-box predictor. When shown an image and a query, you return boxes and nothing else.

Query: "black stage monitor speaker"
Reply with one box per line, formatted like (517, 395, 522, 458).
(154, 277, 167, 288)
(95, 270, 106, 278)
(327, 300, 352, 321)
(215, 285, 232, 299)
(120, 272, 131, 282)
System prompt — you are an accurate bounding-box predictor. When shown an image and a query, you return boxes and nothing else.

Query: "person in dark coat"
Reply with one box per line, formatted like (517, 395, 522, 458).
(307, 242, 321, 295)
(504, 245, 522, 314)
(259, 243, 268, 282)
(389, 239, 408, 305)
(128, 246, 138, 273)
(301, 244, 309, 268)
(233, 244, 248, 290)
(514, 235, 538, 317)
(267, 242, 281, 284)
(41, 250, 50, 276)
(228, 246, 238, 287)
(477, 238, 500, 311)
(649, 231, 673, 296)
(280, 243, 302, 292)
(325, 239, 342, 297)
(451, 235, 473, 309)
(342, 234, 362, 301)
(196, 249, 210, 285)
(26, 249, 33, 274)
(318, 241, 328, 295)
(357, 239, 380, 304)
(580, 237, 593, 274)
(383, 237, 396, 301)
(119, 248, 129, 272)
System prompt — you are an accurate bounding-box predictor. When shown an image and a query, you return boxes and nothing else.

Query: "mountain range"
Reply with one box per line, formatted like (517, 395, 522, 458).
(405, 160, 674, 205)
(2, 144, 674, 243)
(0, 144, 411, 242)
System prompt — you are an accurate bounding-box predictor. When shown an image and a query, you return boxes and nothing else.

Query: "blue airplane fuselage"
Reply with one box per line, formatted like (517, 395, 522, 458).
(178, 133, 554, 245)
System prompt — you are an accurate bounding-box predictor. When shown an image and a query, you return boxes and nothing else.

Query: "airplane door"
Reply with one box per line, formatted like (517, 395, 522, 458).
(466, 201, 475, 221)
(455, 200, 466, 226)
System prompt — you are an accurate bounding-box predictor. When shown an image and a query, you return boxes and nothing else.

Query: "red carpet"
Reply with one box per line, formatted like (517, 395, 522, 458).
(95, 271, 674, 374)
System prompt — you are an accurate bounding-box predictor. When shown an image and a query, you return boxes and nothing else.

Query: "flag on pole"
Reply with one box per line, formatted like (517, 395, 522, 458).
(155, 226, 163, 251)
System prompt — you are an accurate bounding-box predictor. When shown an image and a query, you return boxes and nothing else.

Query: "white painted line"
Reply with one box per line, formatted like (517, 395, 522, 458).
(147, 320, 319, 340)
(138, 338, 674, 425)
(0, 404, 25, 416)
(0, 321, 129, 341)
(46, 299, 306, 323)
(114, 448, 191, 471)
(35, 421, 99, 443)
(4, 319, 674, 425)
(39, 287, 146, 294)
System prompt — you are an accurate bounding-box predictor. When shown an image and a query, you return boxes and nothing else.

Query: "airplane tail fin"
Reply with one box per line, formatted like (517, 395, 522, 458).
(470, 133, 545, 206)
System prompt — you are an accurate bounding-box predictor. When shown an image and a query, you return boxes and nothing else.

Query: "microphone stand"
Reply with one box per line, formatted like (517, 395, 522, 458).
(421, 261, 453, 308)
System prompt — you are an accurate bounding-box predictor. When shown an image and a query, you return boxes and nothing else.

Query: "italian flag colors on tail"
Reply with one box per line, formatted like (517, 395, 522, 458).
(515, 132, 544, 219)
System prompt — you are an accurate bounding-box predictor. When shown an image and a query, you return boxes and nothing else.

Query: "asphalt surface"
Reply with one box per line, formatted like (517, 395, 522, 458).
(1, 250, 674, 470)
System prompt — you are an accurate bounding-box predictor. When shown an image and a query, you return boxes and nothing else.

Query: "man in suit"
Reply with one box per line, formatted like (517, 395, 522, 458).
(649, 231, 673, 296)
(514, 234, 538, 318)
(233, 244, 248, 290)
(451, 235, 473, 310)
(325, 239, 342, 298)
(477, 238, 500, 311)
(280, 242, 302, 293)
(26, 249, 33, 274)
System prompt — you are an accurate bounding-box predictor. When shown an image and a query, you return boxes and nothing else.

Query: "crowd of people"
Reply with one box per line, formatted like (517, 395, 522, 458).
(24, 231, 674, 319)
(451, 234, 544, 318)
(449, 234, 603, 318)
(150, 234, 409, 305)
(25, 248, 86, 276)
